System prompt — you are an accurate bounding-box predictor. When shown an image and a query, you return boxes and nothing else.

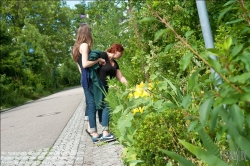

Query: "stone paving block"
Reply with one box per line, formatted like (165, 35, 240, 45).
(1, 99, 124, 166)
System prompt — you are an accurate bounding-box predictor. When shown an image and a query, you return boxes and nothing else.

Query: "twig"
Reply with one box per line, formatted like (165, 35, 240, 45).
(146, 4, 243, 94)
(238, 0, 250, 26)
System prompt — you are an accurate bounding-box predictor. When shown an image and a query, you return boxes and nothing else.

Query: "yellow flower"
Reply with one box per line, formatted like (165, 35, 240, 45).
(134, 89, 142, 98)
(136, 82, 145, 89)
(148, 83, 153, 90)
(132, 107, 145, 114)
(132, 108, 139, 114)
(138, 107, 144, 113)
(128, 92, 133, 98)
(141, 91, 149, 97)
(205, 70, 211, 74)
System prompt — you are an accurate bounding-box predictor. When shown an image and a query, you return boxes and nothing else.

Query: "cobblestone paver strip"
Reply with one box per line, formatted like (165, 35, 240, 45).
(1, 99, 124, 166)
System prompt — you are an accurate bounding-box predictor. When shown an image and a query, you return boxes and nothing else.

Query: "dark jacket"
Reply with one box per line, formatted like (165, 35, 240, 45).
(88, 50, 104, 109)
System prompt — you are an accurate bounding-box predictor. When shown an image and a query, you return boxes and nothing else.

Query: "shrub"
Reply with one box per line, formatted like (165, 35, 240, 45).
(133, 109, 199, 166)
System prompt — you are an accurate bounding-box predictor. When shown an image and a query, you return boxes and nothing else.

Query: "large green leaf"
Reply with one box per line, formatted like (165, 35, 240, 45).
(117, 112, 133, 135)
(207, 57, 222, 72)
(218, 6, 232, 23)
(226, 18, 245, 25)
(180, 140, 229, 166)
(232, 133, 250, 159)
(139, 17, 158, 23)
(231, 44, 243, 57)
(188, 120, 198, 132)
(158, 149, 195, 166)
(210, 105, 222, 131)
(188, 69, 200, 91)
(207, 48, 221, 56)
(164, 43, 175, 52)
(113, 105, 124, 114)
(224, 37, 232, 50)
(162, 77, 177, 95)
(230, 104, 244, 133)
(229, 73, 250, 84)
(154, 29, 169, 41)
(199, 97, 214, 126)
(181, 94, 192, 109)
(179, 53, 193, 71)
(198, 128, 220, 157)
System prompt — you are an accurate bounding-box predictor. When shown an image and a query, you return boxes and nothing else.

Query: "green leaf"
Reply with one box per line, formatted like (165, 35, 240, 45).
(113, 105, 124, 114)
(162, 77, 179, 97)
(234, 135, 250, 159)
(226, 18, 245, 25)
(221, 97, 238, 105)
(199, 97, 214, 126)
(159, 149, 195, 166)
(210, 106, 222, 131)
(157, 102, 179, 112)
(230, 104, 244, 133)
(164, 43, 175, 52)
(188, 120, 198, 132)
(240, 27, 250, 35)
(139, 17, 158, 23)
(180, 140, 229, 166)
(218, 6, 232, 23)
(207, 57, 221, 72)
(154, 29, 169, 41)
(188, 69, 200, 91)
(182, 94, 192, 109)
(153, 99, 164, 110)
(207, 48, 221, 56)
(229, 73, 250, 84)
(185, 30, 195, 38)
(117, 112, 133, 135)
(224, 37, 232, 50)
(241, 93, 250, 102)
(179, 53, 193, 71)
(231, 44, 243, 57)
(198, 129, 220, 157)
(223, 0, 235, 7)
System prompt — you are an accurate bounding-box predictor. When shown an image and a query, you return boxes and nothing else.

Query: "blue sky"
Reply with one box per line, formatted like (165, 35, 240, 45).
(66, 0, 94, 9)
(66, 1, 81, 9)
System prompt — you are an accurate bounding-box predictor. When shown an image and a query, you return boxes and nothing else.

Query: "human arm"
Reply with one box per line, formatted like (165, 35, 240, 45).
(80, 43, 105, 68)
(77, 64, 81, 74)
(116, 69, 128, 84)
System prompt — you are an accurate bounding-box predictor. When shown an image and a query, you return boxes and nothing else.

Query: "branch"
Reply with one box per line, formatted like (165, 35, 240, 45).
(238, 0, 250, 26)
(146, 4, 242, 94)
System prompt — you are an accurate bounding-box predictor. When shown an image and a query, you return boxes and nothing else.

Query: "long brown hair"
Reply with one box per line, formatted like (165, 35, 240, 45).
(72, 24, 93, 62)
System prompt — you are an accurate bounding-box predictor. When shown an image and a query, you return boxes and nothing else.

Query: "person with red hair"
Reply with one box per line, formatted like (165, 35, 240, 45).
(84, 43, 128, 142)
(97, 43, 128, 142)
(98, 43, 128, 92)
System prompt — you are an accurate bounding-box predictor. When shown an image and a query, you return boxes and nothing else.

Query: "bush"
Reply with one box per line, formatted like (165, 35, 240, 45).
(133, 109, 199, 166)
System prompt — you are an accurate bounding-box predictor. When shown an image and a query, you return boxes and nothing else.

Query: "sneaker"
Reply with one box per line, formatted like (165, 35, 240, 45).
(92, 135, 102, 143)
(101, 133, 116, 142)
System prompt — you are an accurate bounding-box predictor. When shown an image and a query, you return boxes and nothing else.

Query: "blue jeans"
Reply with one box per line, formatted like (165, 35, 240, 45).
(83, 79, 109, 133)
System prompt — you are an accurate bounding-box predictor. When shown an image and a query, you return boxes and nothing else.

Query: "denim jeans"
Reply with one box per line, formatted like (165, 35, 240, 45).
(83, 79, 109, 133)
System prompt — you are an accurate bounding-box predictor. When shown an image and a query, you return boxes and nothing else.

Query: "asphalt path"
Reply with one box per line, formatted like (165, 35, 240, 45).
(1, 86, 84, 152)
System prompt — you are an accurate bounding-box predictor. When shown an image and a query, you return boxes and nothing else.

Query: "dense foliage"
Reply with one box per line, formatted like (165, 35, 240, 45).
(104, 0, 250, 165)
(0, 0, 78, 109)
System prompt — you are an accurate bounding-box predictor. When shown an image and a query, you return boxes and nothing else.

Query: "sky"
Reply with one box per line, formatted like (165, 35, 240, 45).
(66, 1, 81, 9)
(66, 0, 94, 9)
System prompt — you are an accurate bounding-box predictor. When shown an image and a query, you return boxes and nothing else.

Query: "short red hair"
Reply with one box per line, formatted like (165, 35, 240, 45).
(107, 43, 124, 53)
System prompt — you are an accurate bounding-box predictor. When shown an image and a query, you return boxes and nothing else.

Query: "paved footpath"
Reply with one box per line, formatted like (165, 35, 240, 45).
(1, 91, 124, 166)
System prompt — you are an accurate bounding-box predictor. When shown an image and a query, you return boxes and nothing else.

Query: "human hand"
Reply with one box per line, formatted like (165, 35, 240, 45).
(98, 58, 106, 65)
